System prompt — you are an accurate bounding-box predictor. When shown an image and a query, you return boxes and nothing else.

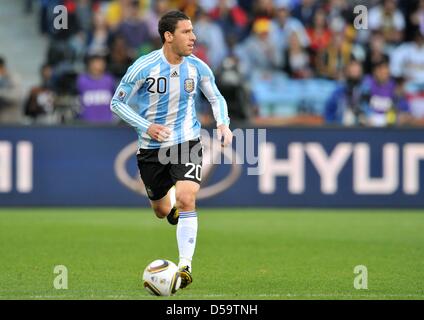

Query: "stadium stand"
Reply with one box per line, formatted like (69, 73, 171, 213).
(1, 0, 424, 127)
(0, 0, 48, 124)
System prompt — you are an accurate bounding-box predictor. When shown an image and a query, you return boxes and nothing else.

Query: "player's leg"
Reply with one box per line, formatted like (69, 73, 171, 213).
(149, 187, 173, 219)
(174, 180, 200, 289)
(137, 149, 177, 222)
(169, 138, 203, 289)
(149, 186, 179, 225)
(175, 179, 200, 259)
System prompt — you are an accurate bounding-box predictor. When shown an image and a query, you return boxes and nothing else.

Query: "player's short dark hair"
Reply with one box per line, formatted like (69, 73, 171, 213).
(158, 10, 190, 44)
(0, 56, 5, 68)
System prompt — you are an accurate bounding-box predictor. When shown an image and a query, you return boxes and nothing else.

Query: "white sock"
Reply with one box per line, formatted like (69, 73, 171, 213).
(177, 211, 198, 271)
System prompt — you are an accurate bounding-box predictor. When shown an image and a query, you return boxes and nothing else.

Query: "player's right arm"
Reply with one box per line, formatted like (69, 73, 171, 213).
(110, 71, 152, 133)
(110, 63, 170, 142)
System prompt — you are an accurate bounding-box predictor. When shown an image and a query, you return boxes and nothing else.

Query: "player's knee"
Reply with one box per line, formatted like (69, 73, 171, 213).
(176, 192, 196, 211)
(152, 206, 168, 219)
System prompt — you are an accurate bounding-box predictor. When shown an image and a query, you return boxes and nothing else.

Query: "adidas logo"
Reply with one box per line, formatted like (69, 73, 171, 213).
(171, 70, 179, 77)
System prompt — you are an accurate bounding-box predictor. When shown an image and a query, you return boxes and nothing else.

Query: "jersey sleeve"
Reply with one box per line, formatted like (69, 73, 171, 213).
(110, 62, 152, 133)
(196, 59, 230, 127)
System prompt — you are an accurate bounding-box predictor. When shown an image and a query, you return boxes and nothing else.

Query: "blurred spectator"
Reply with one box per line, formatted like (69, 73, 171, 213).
(307, 7, 332, 52)
(362, 59, 411, 126)
(282, 31, 313, 78)
(198, 0, 218, 12)
(317, 30, 352, 80)
(23, 64, 57, 124)
(291, 0, 319, 28)
(391, 29, 424, 83)
(76, 55, 116, 123)
(106, 0, 132, 31)
(252, 0, 275, 19)
(0, 57, 22, 124)
(326, 0, 352, 30)
(86, 11, 112, 56)
(368, 0, 405, 47)
(324, 60, 366, 126)
(106, 35, 133, 79)
(47, 38, 76, 68)
(209, 0, 249, 45)
(391, 29, 424, 119)
(194, 9, 229, 71)
(46, 32, 80, 118)
(179, 0, 202, 21)
(76, 0, 95, 35)
(215, 56, 251, 121)
(306, 7, 332, 70)
(235, 18, 287, 117)
(269, 0, 310, 55)
(39, 0, 56, 35)
(317, 26, 365, 80)
(410, 0, 424, 38)
(235, 18, 283, 76)
(394, 77, 416, 125)
(363, 31, 389, 75)
(144, 0, 170, 47)
(116, 0, 152, 59)
(237, 0, 255, 14)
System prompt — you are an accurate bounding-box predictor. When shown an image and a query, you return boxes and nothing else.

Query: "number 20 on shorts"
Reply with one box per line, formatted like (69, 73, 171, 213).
(184, 163, 202, 181)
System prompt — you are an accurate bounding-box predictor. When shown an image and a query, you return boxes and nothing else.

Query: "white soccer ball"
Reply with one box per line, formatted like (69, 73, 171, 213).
(142, 259, 181, 296)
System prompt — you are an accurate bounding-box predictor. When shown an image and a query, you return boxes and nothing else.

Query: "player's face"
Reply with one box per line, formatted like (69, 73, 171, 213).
(172, 20, 196, 57)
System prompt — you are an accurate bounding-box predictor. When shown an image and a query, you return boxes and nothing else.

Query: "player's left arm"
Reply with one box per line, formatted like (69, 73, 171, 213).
(197, 61, 233, 147)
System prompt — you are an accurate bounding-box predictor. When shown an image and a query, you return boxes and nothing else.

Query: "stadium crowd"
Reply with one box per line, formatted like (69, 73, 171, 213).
(1, 0, 424, 127)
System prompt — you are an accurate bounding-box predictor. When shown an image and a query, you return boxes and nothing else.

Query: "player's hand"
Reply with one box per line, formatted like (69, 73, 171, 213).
(147, 124, 171, 142)
(217, 124, 233, 147)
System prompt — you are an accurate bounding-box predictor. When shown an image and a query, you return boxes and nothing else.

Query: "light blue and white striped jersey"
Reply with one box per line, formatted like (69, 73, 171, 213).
(110, 48, 230, 149)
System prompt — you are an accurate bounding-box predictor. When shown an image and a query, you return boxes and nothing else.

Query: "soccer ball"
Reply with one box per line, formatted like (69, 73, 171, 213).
(142, 259, 181, 296)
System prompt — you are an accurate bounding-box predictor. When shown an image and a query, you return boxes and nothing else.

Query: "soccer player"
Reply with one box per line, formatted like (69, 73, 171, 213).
(110, 10, 232, 289)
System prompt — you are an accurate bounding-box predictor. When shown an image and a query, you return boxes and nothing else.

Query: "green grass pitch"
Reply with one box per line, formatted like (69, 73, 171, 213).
(0, 208, 423, 300)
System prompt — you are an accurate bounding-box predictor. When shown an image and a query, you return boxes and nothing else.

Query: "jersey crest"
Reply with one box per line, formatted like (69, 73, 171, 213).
(184, 78, 195, 93)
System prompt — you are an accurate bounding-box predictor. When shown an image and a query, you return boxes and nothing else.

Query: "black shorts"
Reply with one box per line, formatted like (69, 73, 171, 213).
(137, 138, 203, 201)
